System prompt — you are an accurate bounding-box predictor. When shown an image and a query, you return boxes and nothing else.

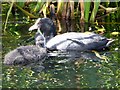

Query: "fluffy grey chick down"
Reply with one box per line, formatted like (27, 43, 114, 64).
(4, 45, 47, 66)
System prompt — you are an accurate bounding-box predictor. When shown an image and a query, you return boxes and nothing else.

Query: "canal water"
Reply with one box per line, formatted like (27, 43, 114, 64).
(2, 18, 119, 89)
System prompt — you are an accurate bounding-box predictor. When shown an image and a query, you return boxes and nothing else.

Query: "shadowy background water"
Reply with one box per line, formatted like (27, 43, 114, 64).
(2, 17, 120, 89)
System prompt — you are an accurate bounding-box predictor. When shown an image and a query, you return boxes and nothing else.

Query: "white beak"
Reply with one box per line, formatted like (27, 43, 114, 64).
(29, 24, 38, 31)
(29, 18, 41, 31)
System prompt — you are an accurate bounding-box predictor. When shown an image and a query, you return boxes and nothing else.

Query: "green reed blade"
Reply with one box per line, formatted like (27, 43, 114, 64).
(84, 0, 91, 22)
(4, 1, 14, 31)
(90, 0, 100, 22)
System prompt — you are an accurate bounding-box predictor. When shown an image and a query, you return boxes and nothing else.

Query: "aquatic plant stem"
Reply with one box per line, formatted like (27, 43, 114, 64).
(90, 0, 100, 22)
(4, 2, 14, 32)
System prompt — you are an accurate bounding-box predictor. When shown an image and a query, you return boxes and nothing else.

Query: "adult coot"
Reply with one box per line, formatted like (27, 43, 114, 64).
(29, 18, 113, 51)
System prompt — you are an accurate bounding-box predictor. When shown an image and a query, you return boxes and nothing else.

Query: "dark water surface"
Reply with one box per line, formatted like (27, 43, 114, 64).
(2, 18, 120, 89)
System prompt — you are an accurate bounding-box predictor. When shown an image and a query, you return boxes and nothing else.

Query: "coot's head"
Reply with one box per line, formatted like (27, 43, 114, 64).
(29, 18, 57, 47)
(29, 18, 56, 36)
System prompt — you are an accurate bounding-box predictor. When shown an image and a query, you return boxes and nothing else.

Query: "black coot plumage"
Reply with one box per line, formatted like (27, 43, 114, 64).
(46, 32, 114, 51)
(29, 18, 57, 47)
(30, 18, 114, 52)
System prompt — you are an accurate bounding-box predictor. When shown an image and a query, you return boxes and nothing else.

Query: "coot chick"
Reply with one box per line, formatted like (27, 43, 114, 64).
(4, 18, 56, 66)
(4, 45, 47, 66)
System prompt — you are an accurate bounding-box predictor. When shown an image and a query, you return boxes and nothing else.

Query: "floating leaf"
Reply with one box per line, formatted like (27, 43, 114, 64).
(97, 28, 105, 32)
(111, 32, 119, 35)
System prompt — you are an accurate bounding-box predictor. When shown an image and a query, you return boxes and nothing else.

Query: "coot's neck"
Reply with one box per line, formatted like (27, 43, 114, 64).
(37, 28, 46, 47)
